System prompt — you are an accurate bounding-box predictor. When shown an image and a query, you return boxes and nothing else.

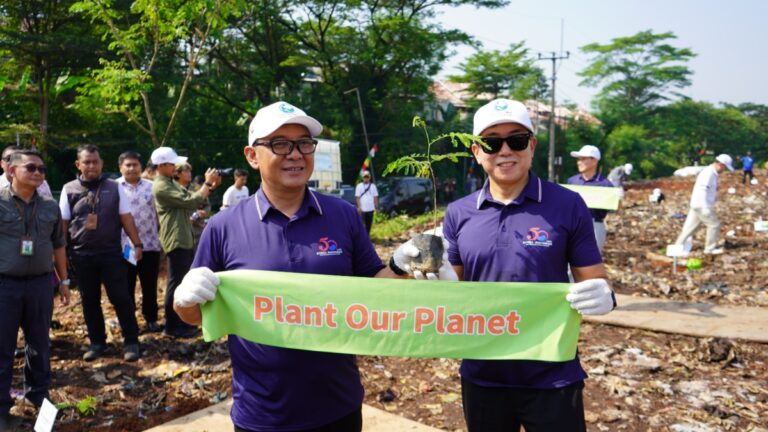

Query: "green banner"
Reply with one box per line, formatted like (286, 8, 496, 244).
(201, 270, 582, 361)
(561, 184, 621, 210)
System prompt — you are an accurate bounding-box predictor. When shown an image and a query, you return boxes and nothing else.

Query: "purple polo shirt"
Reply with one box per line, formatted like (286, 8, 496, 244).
(192, 187, 384, 431)
(566, 172, 614, 222)
(443, 172, 601, 389)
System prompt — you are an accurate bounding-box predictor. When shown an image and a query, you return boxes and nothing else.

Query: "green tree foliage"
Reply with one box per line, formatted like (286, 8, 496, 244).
(450, 42, 548, 102)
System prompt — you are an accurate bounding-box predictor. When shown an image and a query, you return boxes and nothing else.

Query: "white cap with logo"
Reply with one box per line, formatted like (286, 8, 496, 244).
(570, 145, 601, 161)
(248, 101, 323, 145)
(624, 163, 633, 174)
(715, 154, 734, 171)
(150, 147, 188, 165)
(473, 99, 534, 136)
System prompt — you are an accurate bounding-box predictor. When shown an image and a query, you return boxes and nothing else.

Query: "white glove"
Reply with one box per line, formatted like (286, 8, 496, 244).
(566, 278, 615, 315)
(174, 267, 220, 308)
(391, 239, 420, 275)
(413, 246, 459, 281)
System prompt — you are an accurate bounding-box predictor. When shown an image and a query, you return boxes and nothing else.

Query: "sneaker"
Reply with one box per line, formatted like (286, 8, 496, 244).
(123, 344, 140, 362)
(82, 344, 107, 362)
(704, 247, 724, 255)
(145, 321, 164, 333)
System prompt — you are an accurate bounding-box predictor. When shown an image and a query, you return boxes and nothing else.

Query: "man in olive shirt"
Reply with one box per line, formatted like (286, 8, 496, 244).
(151, 147, 220, 338)
(0, 150, 70, 429)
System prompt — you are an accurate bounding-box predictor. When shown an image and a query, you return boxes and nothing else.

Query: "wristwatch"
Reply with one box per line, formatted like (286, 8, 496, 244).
(135, 243, 144, 249)
(389, 256, 407, 276)
(60, 279, 71, 286)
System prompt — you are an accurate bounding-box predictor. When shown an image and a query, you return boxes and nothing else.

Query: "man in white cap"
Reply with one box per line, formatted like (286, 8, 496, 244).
(151, 146, 221, 338)
(355, 169, 379, 234)
(675, 154, 734, 254)
(442, 98, 615, 431)
(608, 162, 633, 188)
(170, 101, 431, 432)
(567, 145, 614, 252)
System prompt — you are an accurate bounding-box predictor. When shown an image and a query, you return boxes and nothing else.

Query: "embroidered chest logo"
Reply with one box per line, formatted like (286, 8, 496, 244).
(317, 236, 343, 256)
(522, 227, 552, 248)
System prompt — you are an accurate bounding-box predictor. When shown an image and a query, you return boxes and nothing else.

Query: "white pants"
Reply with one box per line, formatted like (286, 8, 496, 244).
(675, 208, 721, 251)
(593, 221, 606, 252)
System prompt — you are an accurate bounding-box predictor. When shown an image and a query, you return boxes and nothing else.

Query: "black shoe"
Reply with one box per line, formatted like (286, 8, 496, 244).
(145, 321, 164, 333)
(13, 348, 24, 359)
(83, 344, 107, 362)
(172, 327, 200, 339)
(123, 344, 140, 362)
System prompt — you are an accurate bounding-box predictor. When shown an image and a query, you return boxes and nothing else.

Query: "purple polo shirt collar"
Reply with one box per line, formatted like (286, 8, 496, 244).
(475, 171, 542, 209)
(254, 186, 323, 220)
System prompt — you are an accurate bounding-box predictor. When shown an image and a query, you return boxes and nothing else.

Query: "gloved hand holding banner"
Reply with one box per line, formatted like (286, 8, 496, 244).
(201, 270, 582, 362)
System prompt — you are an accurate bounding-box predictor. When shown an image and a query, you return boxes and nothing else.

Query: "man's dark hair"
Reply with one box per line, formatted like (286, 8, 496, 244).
(234, 168, 248, 178)
(118, 151, 142, 166)
(9, 149, 43, 164)
(2, 145, 22, 160)
(77, 144, 100, 159)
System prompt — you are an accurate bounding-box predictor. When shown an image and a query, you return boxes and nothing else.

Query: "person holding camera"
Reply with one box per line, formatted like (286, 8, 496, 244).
(221, 168, 249, 210)
(151, 147, 221, 338)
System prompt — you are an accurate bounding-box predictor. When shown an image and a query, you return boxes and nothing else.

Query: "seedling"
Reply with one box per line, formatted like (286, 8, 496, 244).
(56, 395, 98, 416)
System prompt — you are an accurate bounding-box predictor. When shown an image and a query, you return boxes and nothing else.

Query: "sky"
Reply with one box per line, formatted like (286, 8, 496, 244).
(436, 0, 767, 111)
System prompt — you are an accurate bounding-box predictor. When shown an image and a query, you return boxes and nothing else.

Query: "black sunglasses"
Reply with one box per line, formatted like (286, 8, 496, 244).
(17, 163, 47, 174)
(480, 133, 532, 154)
(253, 138, 318, 155)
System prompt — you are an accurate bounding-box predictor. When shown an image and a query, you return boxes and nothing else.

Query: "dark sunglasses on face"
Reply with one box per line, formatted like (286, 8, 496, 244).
(253, 138, 318, 155)
(480, 133, 532, 154)
(17, 164, 46, 174)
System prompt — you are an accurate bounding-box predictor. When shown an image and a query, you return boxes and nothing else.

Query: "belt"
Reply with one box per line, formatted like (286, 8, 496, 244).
(0, 273, 51, 281)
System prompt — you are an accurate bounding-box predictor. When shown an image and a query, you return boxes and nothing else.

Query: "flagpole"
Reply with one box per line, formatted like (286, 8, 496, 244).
(344, 87, 374, 182)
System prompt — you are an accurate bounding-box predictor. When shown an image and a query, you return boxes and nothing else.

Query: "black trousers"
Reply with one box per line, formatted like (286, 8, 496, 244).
(73, 253, 139, 346)
(461, 378, 586, 432)
(743, 169, 753, 184)
(126, 250, 161, 323)
(234, 407, 362, 432)
(0, 274, 53, 416)
(165, 248, 196, 334)
(361, 211, 374, 234)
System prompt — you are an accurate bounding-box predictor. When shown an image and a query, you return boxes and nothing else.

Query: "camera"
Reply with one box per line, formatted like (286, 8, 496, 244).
(217, 168, 234, 177)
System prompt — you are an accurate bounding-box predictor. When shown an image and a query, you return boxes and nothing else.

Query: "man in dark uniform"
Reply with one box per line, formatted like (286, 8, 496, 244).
(59, 144, 144, 362)
(0, 150, 70, 430)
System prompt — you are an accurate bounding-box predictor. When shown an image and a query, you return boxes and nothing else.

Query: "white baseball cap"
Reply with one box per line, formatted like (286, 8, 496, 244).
(570, 145, 601, 160)
(361, 170, 371, 177)
(715, 154, 734, 171)
(473, 98, 534, 136)
(248, 101, 323, 145)
(150, 147, 187, 165)
(624, 163, 633, 174)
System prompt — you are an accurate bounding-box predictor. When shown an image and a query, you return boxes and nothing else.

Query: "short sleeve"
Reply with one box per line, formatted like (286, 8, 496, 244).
(59, 189, 71, 220)
(118, 183, 131, 214)
(442, 205, 461, 266)
(371, 184, 378, 197)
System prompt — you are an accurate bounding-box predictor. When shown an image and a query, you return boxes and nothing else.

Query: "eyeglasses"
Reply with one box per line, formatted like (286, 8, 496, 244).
(480, 133, 532, 154)
(253, 138, 318, 155)
(17, 163, 47, 174)
(1, 155, 11, 163)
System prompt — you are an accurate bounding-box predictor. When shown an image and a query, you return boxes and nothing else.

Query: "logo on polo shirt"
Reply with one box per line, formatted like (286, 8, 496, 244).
(317, 236, 343, 256)
(522, 227, 552, 248)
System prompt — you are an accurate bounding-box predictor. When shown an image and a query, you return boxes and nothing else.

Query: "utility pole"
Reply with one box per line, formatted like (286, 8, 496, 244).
(344, 87, 374, 182)
(537, 51, 569, 182)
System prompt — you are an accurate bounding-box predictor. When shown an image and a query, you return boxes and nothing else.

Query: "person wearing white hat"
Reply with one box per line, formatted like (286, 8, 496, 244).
(607, 162, 634, 188)
(441, 98, 615, 431)
(674, 154, 734, 254)
(171, 101, 426, 432)
(567, 145, 614, 252)
(354, 169, 379, 234)
(151, 146, 221, 338)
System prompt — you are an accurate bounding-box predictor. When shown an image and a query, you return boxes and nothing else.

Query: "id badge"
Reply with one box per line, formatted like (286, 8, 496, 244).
(21, 236, 34, 256)
(85, 213, 98, 230)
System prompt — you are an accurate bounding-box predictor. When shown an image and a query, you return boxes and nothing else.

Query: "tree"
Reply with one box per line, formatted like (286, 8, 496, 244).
(579, 30, 695, 127)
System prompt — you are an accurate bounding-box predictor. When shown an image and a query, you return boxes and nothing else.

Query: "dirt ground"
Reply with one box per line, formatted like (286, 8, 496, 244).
(8, 169, 768, 431)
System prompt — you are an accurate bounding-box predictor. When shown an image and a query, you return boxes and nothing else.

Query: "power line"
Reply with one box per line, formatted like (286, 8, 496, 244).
(537, 51, 570, 182)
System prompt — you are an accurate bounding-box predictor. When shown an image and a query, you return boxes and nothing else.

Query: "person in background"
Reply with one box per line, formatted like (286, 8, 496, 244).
(0, 150, 70, 430)
(354, 170, 379, 234)
(649, 187, 665, 204)
(567, 145, 614, 252)
(674, 154, 734, 255)
(741, 151, 754, 185)
(444, 177, 456, 203)
(189, 175, 210, 251)
(60, 144, 144, 362)
(221, 169, 250, 210)
(117, 151, 163, 333)
(151, 147, 220, 339)
(1, 145, 53, 199)
(442, 98, 615, 432)
(464, 172, 478, 195)
(141, 162, 156, 181)
(607, 163, 633, 189)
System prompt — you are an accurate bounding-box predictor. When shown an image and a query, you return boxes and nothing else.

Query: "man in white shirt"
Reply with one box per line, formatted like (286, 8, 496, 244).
(1, 145, 53, 198)
(355, 170, 379, 234)
(675, 154, 734, 254)
(221, 169, 249, 209)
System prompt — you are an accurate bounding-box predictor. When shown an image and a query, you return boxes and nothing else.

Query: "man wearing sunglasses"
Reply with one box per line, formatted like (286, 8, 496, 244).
(171, 101, 420, 432)
(567, 145, 615, 252)
(1, 145, 53, 199)
(0, 150, 70, 429)
(441, 98, 616, 431)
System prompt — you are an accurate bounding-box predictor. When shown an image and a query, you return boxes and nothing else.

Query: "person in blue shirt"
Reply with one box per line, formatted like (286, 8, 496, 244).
(741, 151, 754, 185)
(566, 145, 615, 252)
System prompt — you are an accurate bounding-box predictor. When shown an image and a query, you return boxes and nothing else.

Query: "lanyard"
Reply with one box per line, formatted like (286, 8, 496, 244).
(88, 182, 103, 214)
(11, 194, 38, 236)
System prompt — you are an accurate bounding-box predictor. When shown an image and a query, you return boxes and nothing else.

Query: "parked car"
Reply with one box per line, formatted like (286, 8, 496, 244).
(337, 184, 356, 205)
(378, 177, 433, 217)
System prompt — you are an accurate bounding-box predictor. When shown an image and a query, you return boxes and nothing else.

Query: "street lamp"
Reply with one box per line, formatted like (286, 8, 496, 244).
(344, 87, 374, 182)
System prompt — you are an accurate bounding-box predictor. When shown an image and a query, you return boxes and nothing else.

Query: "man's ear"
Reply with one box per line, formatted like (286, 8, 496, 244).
(244, 146, 259, 171)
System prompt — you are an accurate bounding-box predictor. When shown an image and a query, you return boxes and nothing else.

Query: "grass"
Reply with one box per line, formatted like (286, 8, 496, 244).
(369, 209, 445, 242)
